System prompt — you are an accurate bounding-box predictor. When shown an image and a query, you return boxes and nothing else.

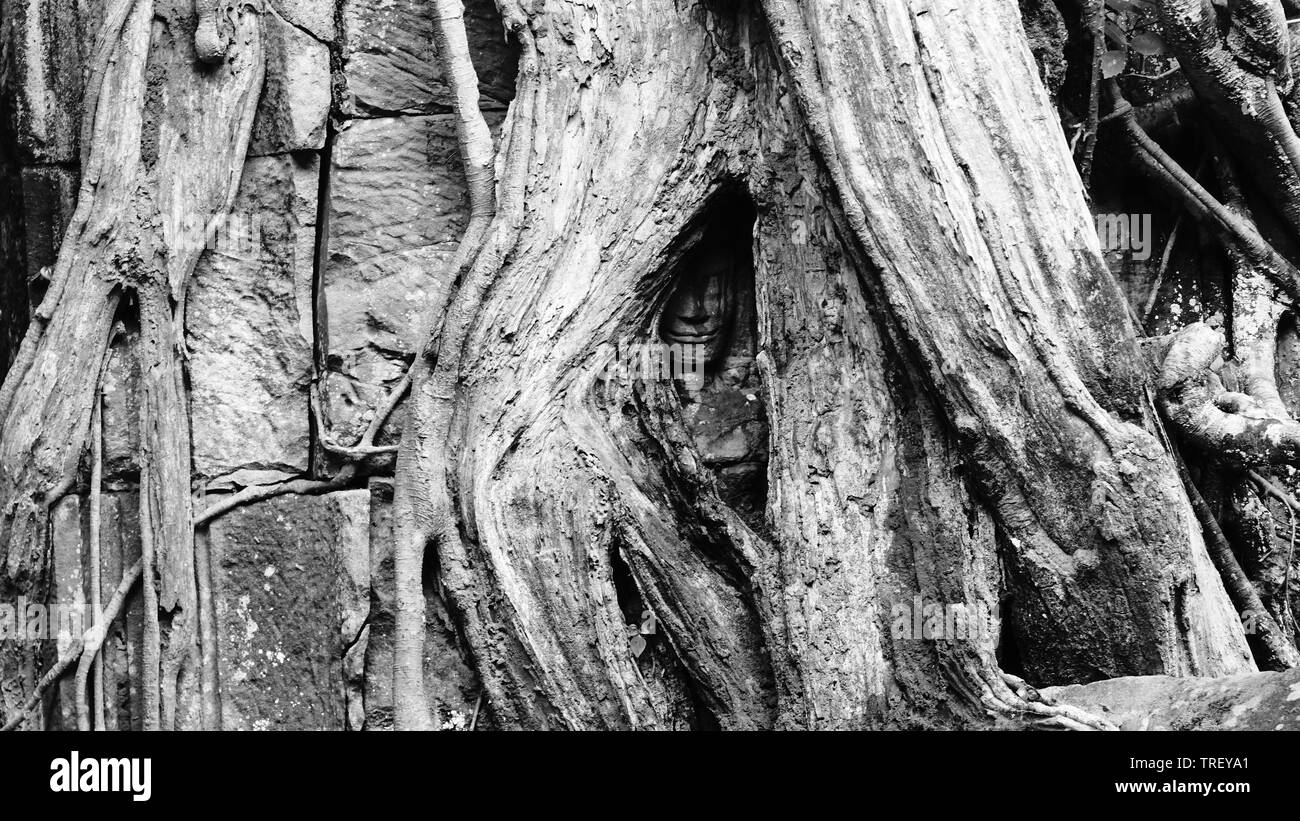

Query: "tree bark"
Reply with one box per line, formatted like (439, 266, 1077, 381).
(0, 0, 264, 726)
(387, 0, 1255, 732)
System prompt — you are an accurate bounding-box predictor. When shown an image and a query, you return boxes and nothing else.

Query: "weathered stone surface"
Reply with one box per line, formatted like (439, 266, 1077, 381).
(335, 489, 371, 730)
(249, 14, 331, 157)
(49, 495, 85, 729)
(3, 0, 102, 164)
(1044, 670, 1300, 730)
(0, 167, 28, 372)
(207, 489, 370, 730)
(340, 0, 516, 116)
(43, 492, 145, 730)
(97, 492, 145, 732)
(188, 153, 318, 485)
(19, 165, 76, 299)
(362, 479, 479, 730)
(321, 114, 486, 443)
(274, 0, 335, 43)
(100, 330, 141, 482)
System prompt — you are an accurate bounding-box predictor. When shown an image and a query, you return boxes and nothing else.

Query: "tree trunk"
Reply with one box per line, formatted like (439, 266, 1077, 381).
(4, 0, 1297, 732)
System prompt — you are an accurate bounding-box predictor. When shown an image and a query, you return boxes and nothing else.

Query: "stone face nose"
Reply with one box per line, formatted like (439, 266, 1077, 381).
(674, 289, 707, 323)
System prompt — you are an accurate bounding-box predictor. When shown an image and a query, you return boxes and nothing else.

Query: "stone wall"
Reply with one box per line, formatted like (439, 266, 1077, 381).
(0, 0, 512, 729)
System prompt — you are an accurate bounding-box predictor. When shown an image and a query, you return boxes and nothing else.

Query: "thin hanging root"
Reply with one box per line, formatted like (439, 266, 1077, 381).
(1141, 149, 1208, 323)
(1175, 454, 1300, 668)
(470, 690, 484, 731)
(392, 0, 500, 732)
(1247, 470, 1300, 638)
(195, 525, 220, 730)
(75, 394, 106, 731)
(433, 0, 496, 263)
(194, 472, 353, 528)
(1, 559, 143, 732)
(139, 469, 161, 731)
(1287, 504, 1298, 638)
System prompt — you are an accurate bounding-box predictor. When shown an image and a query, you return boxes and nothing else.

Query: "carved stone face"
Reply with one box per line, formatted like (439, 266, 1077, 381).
(659, 242, 735, 365)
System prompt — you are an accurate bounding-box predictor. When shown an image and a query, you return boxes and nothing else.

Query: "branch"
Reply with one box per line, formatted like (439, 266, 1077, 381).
(1108, 82, 1300, 303)
(1157, 0, 1300, 237)
(76, 393, 105, 731)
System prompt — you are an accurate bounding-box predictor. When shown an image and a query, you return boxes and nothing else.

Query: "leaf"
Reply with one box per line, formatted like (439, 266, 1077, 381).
(640, 612, 656, 635)
(1130, 32, 1166, 57)
(630, 635, 647, 657)
(1101, 50, 1128, 79)
(1104, 20, 1128, 47)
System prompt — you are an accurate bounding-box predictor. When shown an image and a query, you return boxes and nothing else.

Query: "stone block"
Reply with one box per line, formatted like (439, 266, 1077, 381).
(207, 489, 370, 730)
(188, 153, 318, 485)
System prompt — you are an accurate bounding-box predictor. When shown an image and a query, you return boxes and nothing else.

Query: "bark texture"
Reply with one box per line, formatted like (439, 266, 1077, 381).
(0, 0, 264, 726)
(3, 0, 1286, 732)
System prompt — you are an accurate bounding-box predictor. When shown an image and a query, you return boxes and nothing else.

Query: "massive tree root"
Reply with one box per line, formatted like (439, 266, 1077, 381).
(386, 0, 1252, 731)
(1098, 1, 1300, 670)
(8, 0, 1294, 731)
(755, 0, 1250, 686)
(0, 0, 265, 728)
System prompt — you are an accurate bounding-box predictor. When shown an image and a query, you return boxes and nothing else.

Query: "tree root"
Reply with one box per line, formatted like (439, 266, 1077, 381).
(313, 371, 409, 459)
(1108, 82, 1300, 304)
(392, 0, 506, 731)
(1, 559, 143, 732)
(1157, 323, 1300, 466)
(942, 654, 1117, 731)
(138, 470, 160, 731)
(195, 473, 354, 527)
(74, 394, 105, 731)
(1247, 470, 1300, 640)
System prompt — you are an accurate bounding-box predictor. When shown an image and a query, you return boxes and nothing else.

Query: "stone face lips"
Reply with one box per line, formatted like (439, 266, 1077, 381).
(187, 153, 319, 485)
